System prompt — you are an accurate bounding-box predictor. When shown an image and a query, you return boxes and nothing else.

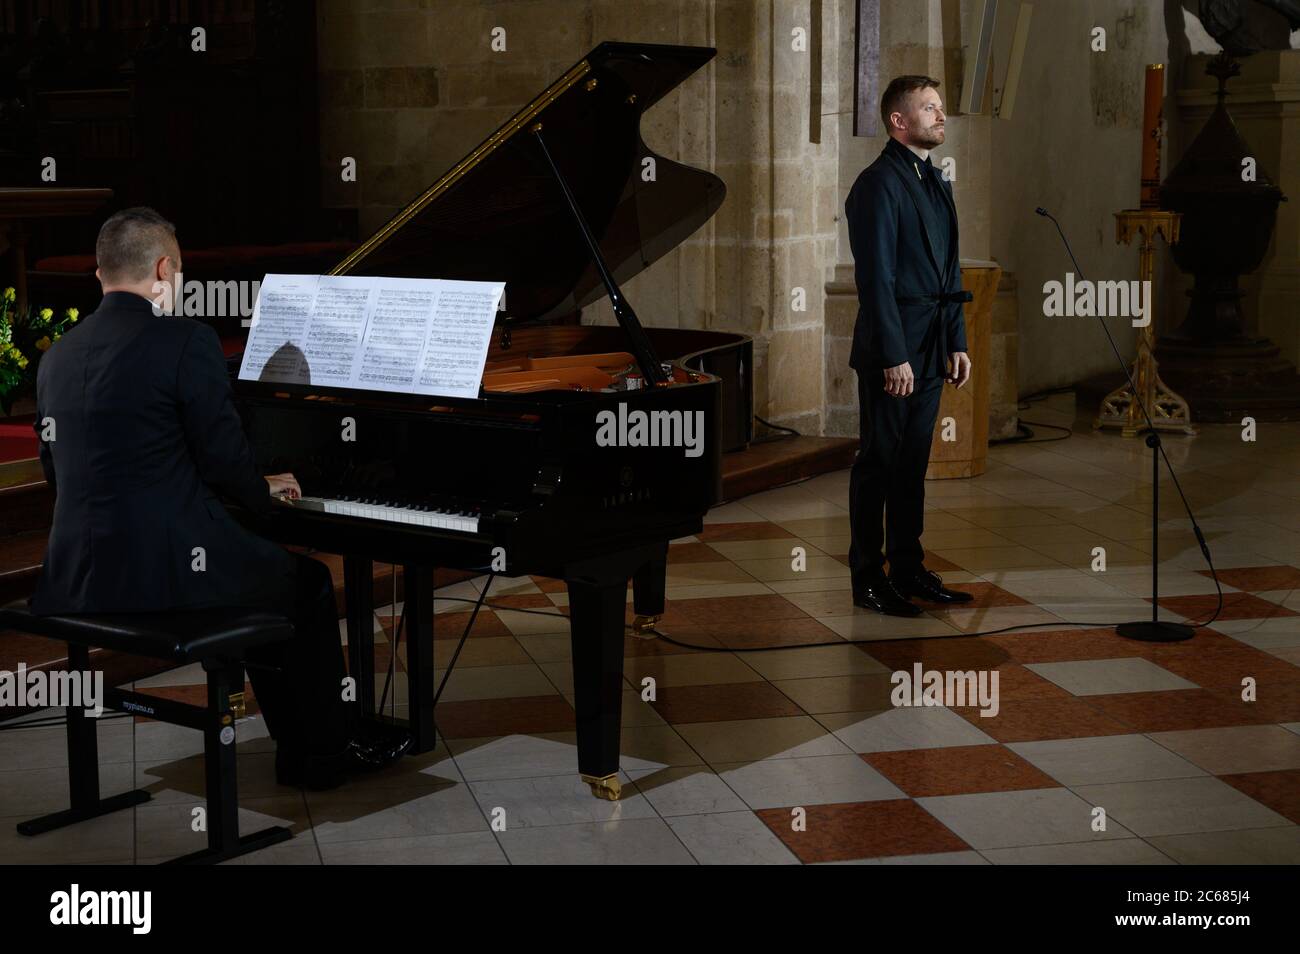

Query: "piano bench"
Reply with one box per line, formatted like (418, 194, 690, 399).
(0, 603, 296, 866)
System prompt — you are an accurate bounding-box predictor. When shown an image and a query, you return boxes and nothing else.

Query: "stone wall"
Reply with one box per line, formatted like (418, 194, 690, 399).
(314, 2, 1252, 439)
(316, 0, 840, 436)
(988, 0, 1178, 398)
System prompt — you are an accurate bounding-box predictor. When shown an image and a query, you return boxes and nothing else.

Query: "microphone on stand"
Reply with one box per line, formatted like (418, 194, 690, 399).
(1035, 206, 1219, 642)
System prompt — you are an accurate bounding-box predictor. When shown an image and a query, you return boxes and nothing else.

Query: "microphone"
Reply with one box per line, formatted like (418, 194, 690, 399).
(1035, 206, 1048, 216)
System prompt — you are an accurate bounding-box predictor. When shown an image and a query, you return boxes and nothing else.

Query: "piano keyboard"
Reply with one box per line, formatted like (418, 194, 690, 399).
(294, 496, 480, 534)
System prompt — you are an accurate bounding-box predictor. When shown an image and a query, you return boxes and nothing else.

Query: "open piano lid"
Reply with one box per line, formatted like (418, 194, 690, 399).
(331, 42, 725, 325)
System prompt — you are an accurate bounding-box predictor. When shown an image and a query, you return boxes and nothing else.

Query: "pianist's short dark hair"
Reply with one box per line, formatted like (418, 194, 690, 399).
(880, 75, 941, 129)
(95, 207, 177, 282)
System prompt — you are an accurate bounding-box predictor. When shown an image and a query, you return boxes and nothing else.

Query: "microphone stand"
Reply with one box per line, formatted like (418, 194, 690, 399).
(1036, 207, 1209, 642)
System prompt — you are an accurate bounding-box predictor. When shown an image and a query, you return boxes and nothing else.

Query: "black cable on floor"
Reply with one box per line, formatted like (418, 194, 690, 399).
(432, 573, 495, 707)
(754, 414, 800, 439)
(431, 594, 1222, 648)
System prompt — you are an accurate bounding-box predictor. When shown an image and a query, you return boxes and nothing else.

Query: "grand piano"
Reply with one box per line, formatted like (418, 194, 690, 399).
(232, 42, 749, 800)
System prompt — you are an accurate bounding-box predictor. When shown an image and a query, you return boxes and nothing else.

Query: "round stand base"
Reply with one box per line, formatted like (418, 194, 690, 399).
(1116, 621, 1196, 643)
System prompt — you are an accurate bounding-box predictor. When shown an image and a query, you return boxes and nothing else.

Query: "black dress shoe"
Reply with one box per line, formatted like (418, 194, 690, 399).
(853, 578, 922, 617)
(891, 568, 973, 604)
(348, 722, 413, 771)
(276, 725, 412, 790)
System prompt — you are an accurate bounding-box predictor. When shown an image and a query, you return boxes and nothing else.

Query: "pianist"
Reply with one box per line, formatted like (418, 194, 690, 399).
(31, 207, 408, 788)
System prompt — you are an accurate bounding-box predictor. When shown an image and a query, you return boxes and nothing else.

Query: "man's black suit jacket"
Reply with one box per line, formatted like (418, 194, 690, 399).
(844, 137, 968, 378)
(32, 291, 293, 614)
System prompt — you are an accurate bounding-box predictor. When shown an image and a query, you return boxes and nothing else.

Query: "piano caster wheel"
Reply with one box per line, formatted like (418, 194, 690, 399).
(582, 773, 622, 801)
(631, 614, 661, 639)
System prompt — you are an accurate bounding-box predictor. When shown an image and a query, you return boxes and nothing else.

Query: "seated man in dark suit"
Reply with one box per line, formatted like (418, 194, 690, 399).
(32, 207, 407, 788)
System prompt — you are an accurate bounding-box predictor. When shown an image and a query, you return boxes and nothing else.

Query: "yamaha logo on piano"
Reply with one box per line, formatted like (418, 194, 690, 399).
(594, 402, 706, 458)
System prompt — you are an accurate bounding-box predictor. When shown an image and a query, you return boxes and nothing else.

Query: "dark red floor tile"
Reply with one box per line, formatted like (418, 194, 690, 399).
(864, 744, 1060, 797)
(1153, 592, 1297, 621)
(1219, 769, 1300, 824)
(434, 694, 575, 739)
(756, 799, 969, 862)
(696, 522, 796, 542)
(1088, 688, 1276, 732)
(1198, 565, 1300, 593)
(954, 695, 1133, 742)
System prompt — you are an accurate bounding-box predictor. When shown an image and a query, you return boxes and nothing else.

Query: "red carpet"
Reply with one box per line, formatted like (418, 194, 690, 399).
(0, 415, 37, 464)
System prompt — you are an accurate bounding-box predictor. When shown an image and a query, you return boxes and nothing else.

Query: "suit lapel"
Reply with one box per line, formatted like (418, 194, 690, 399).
(936, 176, 959, 278)
(885, 146, 943, 282)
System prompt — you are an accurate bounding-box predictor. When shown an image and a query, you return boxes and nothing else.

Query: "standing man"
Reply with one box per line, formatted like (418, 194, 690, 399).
(844, 76, 974, 616)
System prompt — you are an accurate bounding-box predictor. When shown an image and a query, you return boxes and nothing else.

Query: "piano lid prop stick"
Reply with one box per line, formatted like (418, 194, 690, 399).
(530, 124, 668, 387)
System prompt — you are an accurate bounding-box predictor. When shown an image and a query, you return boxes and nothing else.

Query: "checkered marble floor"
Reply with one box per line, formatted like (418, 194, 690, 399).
(3, 396, 1298, 864)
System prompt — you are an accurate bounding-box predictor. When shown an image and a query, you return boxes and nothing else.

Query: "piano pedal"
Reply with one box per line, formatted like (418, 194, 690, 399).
(228, 690, 247, 722)
(631, 614, 661, 639)
(581, 773, 622, 801)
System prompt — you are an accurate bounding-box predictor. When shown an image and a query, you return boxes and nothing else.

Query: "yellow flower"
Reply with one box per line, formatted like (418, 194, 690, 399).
(16, 355, 27, 369)
(66, 308, 79, 321)
(2, 287, 14, 302)
(35, 336, 52, 351)
(39, 308, 53, 321)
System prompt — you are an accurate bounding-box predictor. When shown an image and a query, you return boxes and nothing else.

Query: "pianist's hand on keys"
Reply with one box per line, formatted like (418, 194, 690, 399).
(266, 473, 302, 502)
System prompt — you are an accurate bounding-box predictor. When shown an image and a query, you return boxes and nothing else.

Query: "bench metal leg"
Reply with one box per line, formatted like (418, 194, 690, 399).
(16, 642, 151, 837)
(161, 661, 290, 865)
(16, 646, 290, 863)
(17, 791, 152, 836)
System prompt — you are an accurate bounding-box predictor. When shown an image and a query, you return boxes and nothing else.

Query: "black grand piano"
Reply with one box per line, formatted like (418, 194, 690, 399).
(232, 42, 750, 800)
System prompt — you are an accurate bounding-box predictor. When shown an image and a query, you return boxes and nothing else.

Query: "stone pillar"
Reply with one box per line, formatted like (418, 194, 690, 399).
(711, 0, 840, 436)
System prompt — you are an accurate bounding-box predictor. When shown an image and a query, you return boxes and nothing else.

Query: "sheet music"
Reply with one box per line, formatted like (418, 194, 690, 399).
(238, 275, 316, 384)
(239, 274, 504, 399)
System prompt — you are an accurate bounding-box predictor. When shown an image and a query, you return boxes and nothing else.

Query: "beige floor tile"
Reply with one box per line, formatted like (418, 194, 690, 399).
(1146, 725, 1300, 775)
(706, 538, 824, 560)
(1146, 827, 1300, 864)
(738, 644, 890, 681)
(920, 528, 1020, 549)
(946, 507, 1061, 529)
(820, 612, 965, 641)
(781, 588, 874, 618)
(675, 715, 852, 764)
(1024, 540, 1151, 570)
(930, 605, 1065, 635)
(768, 576, 855, 594)
(618, 725, 708, 769)
(733, 555, 851, 583)
(772, 673, 897, 714)
(932, 545, 1069, 572)
(772, 515, 853, 537)
(702, 501, 767, 523)
(664, 561, 759, 586)
(623, 652, 765, 688)
(663, 581, 774, 601)
(916, 511, 979, 530)
(801, 534, 850, 557)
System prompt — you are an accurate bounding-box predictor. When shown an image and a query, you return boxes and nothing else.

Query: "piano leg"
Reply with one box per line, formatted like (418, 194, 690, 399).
(343, 555, 376, 715)
(631, 542, 668, 637)
(566, 576, 628, 801)
(403, 565, 438, 753)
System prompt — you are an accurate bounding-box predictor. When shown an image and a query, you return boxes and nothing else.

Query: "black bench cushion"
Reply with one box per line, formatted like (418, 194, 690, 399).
(0, 604, 293, 663)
